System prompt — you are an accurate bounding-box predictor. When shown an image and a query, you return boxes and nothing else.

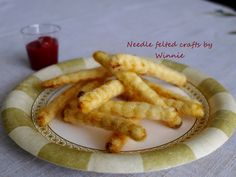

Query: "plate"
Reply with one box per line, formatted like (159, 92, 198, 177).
(2, 57, 236, 173)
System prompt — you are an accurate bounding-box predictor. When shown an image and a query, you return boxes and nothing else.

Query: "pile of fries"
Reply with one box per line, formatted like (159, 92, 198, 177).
(37, 51, 204, 153)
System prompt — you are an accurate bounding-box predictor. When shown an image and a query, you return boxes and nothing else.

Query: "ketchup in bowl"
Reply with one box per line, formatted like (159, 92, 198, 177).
(26, 36, 58, 70)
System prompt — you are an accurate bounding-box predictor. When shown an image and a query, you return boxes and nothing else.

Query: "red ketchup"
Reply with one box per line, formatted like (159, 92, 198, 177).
(26, 36, 58, 70)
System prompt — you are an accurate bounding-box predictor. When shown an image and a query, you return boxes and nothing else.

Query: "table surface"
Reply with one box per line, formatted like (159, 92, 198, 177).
(0, 0, 236, 176)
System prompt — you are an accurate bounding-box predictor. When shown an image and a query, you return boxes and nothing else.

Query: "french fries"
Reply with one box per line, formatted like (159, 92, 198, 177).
(78, 80, 125, 113)
(78, 80, 104, 96)
(120, 88, 184, 128)
(97, 100, 177, 122)
(105, 132, 128, 153)
(144, 79, 202, 104)
(102, 100, 182, 128)
(162, 97, 204, 117)
(110, 54, 187, 86)
(144, 79, 204, 117)
(93, 51, 112, 69)
(37, 50, 205, 153)
(115, 71, 166, 107)
(77, 81, 145, 152)
(41, 67, 111, 88)
(68, 80, 107, 110)
(64, 108, 146, 141)
(37, 82, 85, 127)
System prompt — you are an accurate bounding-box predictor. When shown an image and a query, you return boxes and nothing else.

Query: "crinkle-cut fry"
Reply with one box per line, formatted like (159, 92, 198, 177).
(144, 79, 198, 103)
(110, 54, 187, 86)
(124, 77, 204, 118)
(103, 100, 183, 152)
(93, 51, 112, 68)
(119, 87, 138, 101)
(120, 90, 182, 128)
(37, 82, 85, 127)
(77, 80, 105, 97)
(161, 114, 182, 128)
(115, 71, 166, 107)
(98, 100, 177, 121)
(105, 132, 128, 153)
(162, 97, 204, 117)
(68, 80, 104, 109)
(104, 102, 182, 152)
(104, 100, 139, 153)
(41, 67, 111, 88)
(125, 87, 203, 118)
(63, 109, 146, 141)
(78, 80, 125, 113)
(144, 79, 204, 117)
(106, 117, 142, 153)
(73, 79, 140, 152)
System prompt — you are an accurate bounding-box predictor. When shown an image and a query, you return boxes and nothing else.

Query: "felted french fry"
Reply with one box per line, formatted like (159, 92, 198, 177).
(37, 82, 85, 127)
(115, 71, 166, 107)
(105, 117, 143, 153)
(105, 132, 128, 153)
(103, 100, 183, 152)
(162, 97, 204, 117)
(161, 113, 182, 128)
(78, 80, 125, 113)
(93, 51, 112, 69)
(74, 80, 144, 152)
(41, 67, 111, 88)
(67, 80, 105, 111)
(104, 100, 142, 153)
(144, 79, 198, 103)
(98, 100, 177, 121)
(110, 54, 187, 86)
(119, 89, 183, 128)
(104, 103, 181, 153)
(63, 109, 146, 141)
(143, 79, 204, 117)
(77, 80, 105, 98)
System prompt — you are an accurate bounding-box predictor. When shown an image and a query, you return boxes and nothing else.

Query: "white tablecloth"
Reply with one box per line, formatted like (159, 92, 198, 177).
(0, 0, 236, 176)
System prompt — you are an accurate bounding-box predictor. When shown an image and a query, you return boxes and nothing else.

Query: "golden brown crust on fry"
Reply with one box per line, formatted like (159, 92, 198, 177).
(115, 71, 166, 107)
(80, 80, 105, 93)
(144, 79, 204, 118)
(93, 51, 112, 69)
(78, 80, 125, 113)
(36, 112, 47, 126)
(144, 79, 197, 102)
(98, 100, 177, 121)
(105, 118, 140, 153)
(161, 114, 183, 128)
(68, 80, 105, 110)
(63, 109, 146, 141)
(41, 67, 111, 88)
(37, 82, 85, 127)
(110, 54, 187, 86)
(163, 97, 204, 117)
(105, 132, 128, 153)
(119, 88, 183, 128)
